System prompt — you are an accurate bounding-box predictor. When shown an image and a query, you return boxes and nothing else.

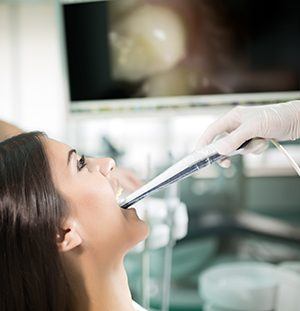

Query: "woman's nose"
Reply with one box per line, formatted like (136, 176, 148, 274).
(94, 158, 116, 176)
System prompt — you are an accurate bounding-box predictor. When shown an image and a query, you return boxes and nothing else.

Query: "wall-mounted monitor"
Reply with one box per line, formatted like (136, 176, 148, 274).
(61, 0, 300, 112)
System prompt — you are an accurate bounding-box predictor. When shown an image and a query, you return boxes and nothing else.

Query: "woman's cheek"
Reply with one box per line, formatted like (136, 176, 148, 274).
(82, 175, 115, 199)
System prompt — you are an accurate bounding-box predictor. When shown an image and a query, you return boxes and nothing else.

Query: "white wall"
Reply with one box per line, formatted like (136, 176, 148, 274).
(0, 0, 67, 140)
(0, 3, 15, 121)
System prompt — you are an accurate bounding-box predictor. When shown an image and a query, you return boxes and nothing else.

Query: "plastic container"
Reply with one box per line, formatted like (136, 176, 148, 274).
(199, 262, 278, 311)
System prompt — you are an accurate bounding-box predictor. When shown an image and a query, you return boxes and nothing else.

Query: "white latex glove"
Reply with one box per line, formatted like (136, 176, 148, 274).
(112, 167, 142, 193)
(196, 101, 300, 158)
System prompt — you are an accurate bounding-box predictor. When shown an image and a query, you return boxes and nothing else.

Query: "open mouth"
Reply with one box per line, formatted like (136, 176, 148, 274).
(108, 176, 122, 200)
(115, 185, 123, 201)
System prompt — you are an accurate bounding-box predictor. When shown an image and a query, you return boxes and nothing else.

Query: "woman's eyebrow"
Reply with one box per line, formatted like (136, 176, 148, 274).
(67, 149, 77, 166)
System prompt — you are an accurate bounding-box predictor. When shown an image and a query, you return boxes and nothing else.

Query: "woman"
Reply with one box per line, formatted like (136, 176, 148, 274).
(0, 131, 148, 311)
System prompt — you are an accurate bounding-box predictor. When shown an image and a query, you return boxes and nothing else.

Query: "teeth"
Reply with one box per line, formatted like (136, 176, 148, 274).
(109, 4, 186, 82)
(115, 186, 124, 201)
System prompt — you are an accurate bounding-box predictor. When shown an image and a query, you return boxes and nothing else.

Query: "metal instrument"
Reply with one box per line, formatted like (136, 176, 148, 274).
(119, 140, 251, 209)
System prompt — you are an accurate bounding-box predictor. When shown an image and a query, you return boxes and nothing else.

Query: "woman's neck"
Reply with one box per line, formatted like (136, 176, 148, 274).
(65, 252, 135, 311)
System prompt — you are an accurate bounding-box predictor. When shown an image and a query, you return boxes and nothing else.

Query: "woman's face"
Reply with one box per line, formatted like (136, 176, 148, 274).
(45, 138, 148, 259)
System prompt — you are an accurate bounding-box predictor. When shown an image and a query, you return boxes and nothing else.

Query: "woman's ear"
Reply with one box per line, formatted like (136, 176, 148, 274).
(57, 219, 82, 252)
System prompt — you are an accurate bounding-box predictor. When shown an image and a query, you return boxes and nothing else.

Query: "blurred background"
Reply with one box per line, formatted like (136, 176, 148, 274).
(2, 0, 300, 310)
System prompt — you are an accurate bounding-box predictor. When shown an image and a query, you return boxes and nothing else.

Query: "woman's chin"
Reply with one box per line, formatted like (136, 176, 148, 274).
(120, 206, 142, 221)
(138, 219, 149, 240)
(121, 207, 149, 242)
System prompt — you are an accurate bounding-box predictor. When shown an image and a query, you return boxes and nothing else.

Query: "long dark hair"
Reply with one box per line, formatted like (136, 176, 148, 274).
(0, 132, 71, 311)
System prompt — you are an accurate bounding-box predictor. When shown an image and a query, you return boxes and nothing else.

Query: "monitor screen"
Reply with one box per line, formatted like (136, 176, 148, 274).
(63, 0, 300, 103)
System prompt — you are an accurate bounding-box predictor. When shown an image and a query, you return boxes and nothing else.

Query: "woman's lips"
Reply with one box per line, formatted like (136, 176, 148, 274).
(115, 186, 123, 201)
(108, 177, 123, 200)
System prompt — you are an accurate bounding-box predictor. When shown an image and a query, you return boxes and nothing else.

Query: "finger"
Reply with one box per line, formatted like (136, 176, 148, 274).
(126, 177, 143, 190)
(119, 177, 138, 192)
(218, 158, 231, 168)
(240, 138, 269, 155)
(119, 170, 143, 191)
(123, 170, 143, 187)
(213, 123, 256, 155)
(195, 111, 240, 150)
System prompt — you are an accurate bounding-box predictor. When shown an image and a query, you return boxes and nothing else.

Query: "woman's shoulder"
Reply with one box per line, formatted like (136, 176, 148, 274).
(132, 300, 147, 311)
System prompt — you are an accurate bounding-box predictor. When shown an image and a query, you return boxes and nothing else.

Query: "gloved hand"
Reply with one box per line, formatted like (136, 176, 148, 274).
(196, 101, 300, 158)
(112, 167, 143, 192)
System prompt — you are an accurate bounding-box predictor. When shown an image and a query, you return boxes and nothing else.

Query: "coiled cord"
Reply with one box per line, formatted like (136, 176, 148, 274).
(270, 139, 300, 176)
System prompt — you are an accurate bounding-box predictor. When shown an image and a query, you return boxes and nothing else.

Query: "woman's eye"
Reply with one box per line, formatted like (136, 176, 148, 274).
(77, 155, 87, 171)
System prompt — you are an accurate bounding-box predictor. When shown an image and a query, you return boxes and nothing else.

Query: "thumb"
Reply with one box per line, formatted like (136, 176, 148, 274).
(213, 124, 255, 155)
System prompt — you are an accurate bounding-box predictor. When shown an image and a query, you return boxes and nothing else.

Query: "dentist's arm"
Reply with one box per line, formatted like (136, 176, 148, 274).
(196, 101, 300, 156)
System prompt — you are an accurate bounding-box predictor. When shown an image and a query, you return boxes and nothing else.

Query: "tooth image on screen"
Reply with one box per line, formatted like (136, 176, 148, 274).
(109, 4, 187, 82)
(141, 65, 198, 97)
